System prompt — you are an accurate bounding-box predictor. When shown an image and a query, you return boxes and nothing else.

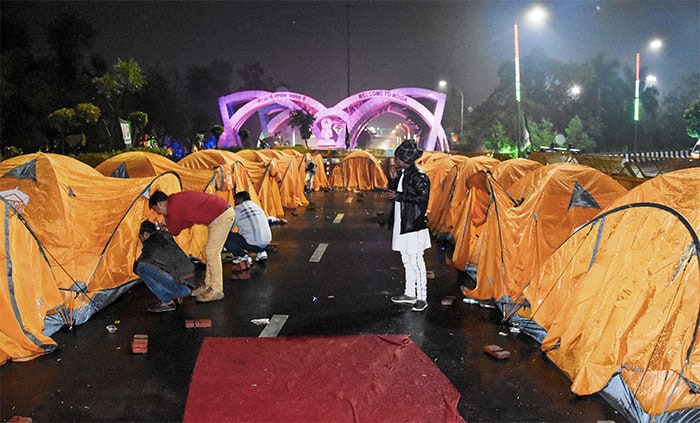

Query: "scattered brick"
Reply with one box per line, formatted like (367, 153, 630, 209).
(229, 271, 252, 280)
(131, 334, 148, 354)
(230, 260, 250, 271)
(185, 319, 212, 329)
(483, 344, 510, 360)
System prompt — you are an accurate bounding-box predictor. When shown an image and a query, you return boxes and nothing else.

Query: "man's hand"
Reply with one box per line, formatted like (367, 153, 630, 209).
(382, 190, 396, 200)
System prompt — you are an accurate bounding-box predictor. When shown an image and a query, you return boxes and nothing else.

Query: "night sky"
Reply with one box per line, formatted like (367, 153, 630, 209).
(3, 1, 699, 108)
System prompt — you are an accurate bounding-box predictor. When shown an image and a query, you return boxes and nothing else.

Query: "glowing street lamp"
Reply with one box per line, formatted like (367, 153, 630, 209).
(645, 74, 657, 87)
(438, 80, 464, 146)
(569, 85, 581, 99)
(633, 38, 663, 151)
(514, 5, 548, 157)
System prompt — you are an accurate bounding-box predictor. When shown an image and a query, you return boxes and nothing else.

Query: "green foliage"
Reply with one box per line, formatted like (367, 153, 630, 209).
(128, 111, 148, 132)
(289, 110, 315, 147)
(683, 98, 700, 139)
(238, 129, 251, 141)
(2, 146, 24, 161)
(93, 58, 147, 99)
(565, 116, 596, 152)
(526, 118, 557, 150)
(48, 108, 76, 131)
(484, 121, 512, 153)
(91, 59, 147, 149)
(92, 73, 119, 100)
(211, 125, 225, 137)
(76, 103, 101, 124)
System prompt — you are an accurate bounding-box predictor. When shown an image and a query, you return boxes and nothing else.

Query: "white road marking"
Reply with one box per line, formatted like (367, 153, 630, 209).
(345, 197, 353, 203)
(258, 314, 288, 337)
(333, 213, 344, 224)
(309, 243, 329, 262)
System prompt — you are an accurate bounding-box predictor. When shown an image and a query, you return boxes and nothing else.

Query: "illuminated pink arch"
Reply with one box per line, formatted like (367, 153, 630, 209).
(217, 88, 448, 151)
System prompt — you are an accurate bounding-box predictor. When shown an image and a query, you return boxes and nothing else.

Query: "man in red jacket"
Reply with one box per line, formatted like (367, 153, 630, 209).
(149, 190, 235, 302)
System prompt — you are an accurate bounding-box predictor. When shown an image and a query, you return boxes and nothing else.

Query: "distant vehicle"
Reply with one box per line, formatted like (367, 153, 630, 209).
(691, 140, 700, 159)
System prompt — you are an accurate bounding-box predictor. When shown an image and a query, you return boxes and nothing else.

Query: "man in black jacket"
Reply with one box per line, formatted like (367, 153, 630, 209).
(383, 140, 431, 312)
(134, 220, 195, 312)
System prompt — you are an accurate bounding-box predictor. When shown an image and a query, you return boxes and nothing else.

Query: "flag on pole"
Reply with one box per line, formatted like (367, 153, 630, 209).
(345, 124, 351, 149)
(119, 118, 132, 149)
(523, 114, 531, 151)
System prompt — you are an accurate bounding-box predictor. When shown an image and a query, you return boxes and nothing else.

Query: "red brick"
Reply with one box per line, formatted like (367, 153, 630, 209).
(483, 344, 510, 360)
(132, 334, 148, 354)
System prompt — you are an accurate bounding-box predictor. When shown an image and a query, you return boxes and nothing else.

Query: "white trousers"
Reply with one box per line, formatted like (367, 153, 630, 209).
(401, 251, 427, 301)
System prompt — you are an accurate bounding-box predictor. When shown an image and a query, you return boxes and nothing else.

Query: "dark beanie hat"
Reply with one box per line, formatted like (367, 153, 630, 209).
(394, 140, 423, 164)
(139, 220, 157, 236)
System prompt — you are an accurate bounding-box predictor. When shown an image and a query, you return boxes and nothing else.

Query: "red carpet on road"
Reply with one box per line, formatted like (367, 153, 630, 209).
(184, 334, 465, 422)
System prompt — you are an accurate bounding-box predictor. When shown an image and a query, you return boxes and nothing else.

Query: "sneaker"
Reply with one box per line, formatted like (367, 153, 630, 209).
(190, 285, 209, 297)
(147, 302, 176, 313)
(391, 294, 417, 304)
(411, 300, 428, 312)
(197, 289, 224, 303)
(256, 251, 268, 262)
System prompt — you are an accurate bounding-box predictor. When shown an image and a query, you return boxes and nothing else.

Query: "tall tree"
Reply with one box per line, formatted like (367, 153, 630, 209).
(185, 60, 233, 136)
(289, 109, 315, 149)
(135, 66, 189, 142)
(92, 59, 147, 150)
(44, 12, 97, 90)
(237, 62, 288, 91)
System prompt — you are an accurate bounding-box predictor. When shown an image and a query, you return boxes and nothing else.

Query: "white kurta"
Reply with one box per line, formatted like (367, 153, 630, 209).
(392, 173, 431, 253)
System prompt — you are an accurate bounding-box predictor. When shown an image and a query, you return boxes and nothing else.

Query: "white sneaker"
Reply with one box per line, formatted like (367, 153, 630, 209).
(243, 255, 253, 265)
(256, 251, 268, 261)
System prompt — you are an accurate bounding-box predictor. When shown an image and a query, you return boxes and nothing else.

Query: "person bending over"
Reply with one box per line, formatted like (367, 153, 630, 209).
(149, 190, 235, 302)
(134, 220, 195, 312)
(224, 191, 272, 263)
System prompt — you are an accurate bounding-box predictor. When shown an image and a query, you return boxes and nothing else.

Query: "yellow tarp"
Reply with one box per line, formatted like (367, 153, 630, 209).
(329, 151, 387, 191)
(468, 163, 627, 302)
(426, 155, 499, 238)
(523, 168, 700, 415)
(0, 153, 183, 362)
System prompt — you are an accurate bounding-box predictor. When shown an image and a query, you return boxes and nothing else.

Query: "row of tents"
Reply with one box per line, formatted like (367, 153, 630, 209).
(1, 147, 698, 421)
(0, 148, 387, 362)
(416, 151, 699, 422)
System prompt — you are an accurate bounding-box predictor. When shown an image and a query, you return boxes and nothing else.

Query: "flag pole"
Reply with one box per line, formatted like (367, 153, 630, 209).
(514, 22, 522, 158)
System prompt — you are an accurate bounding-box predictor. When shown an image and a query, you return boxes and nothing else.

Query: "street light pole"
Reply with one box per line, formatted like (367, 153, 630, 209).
(633, 38, 663, 152)
(514, 22, 522, 157)
(438, 80, 464, 146)
(456, 87, 464, 147)
(633, 52, 640, 151)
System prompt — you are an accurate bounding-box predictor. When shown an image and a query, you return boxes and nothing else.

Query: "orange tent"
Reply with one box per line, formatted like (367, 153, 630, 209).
(178, 150, 284, 218)
(427, 155, 499, 238)
(256, 149, 308, 209)
(448, 171, 516, 273)
(446, 159, 541, 272)
(232, 150, 286, 216)
(329, 151, 387, 191)
(0, 153, 183, 363)
(415, 152, 464, 225)
(491, 158, 543, 190)
(96, 151, 225, 195)
(518, 168, 700, 421)
(466, 163, 627, 305)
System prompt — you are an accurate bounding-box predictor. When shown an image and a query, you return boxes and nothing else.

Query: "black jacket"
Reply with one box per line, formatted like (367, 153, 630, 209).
(134, 231, 195, 286)
(388, 164, 430, 234)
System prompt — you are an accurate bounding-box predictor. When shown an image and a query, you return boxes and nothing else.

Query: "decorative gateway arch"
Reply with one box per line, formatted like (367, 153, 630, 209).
(217, 88, 449, 151)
